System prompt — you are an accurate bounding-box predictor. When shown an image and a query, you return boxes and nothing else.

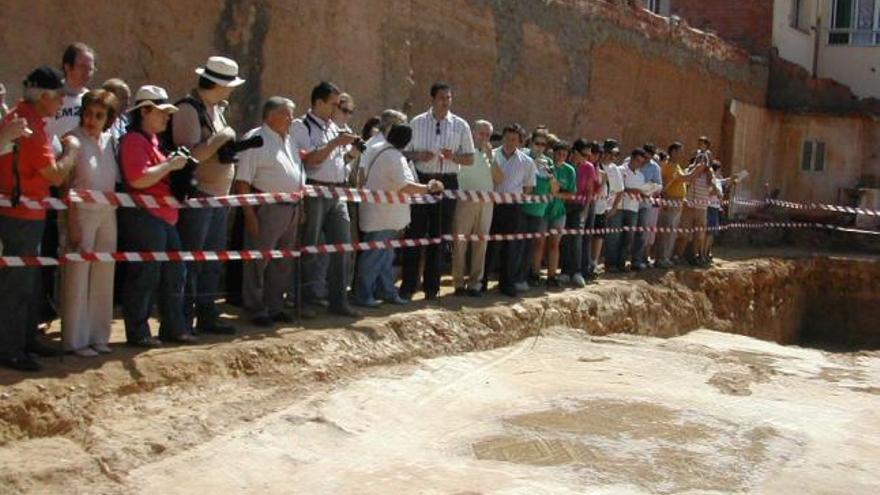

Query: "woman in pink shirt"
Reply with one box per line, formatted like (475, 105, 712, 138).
(118, 86, 194, 348)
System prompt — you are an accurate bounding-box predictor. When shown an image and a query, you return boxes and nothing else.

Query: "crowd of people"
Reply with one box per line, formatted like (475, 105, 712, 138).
(0, 43, 733, 372)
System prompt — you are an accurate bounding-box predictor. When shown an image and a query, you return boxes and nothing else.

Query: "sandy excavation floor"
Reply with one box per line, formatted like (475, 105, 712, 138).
(123, 328, 880, 495)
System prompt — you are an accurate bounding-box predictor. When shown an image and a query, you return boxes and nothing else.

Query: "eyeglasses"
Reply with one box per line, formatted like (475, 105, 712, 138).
(435, 121, 441, 136)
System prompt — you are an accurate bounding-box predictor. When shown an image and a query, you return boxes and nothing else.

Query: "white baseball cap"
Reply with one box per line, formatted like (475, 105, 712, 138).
(127, 85, 179, 113)
(195, 56, 245, 87)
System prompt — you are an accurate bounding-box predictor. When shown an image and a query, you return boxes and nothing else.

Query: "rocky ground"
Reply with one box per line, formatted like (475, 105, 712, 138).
(0, 249, 877, 494)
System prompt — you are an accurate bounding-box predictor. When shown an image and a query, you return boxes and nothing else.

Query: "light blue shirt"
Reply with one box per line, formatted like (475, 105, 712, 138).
(640, 159, 663, 208)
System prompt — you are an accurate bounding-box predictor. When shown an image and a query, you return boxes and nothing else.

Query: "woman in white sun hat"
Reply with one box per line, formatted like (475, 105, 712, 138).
(118, 85, 196, 348)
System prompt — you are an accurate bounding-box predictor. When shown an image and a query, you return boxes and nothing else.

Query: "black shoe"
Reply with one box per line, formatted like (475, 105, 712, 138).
(26, 341, 63, 358)
(467, 288, 484, 298)
(164, 333, 198, 345)
(127, 337, 162, 348)
(251, 315, 274, 328)
(297, 307, 318, 319)
(424, 291, 438, 301)
(2, 355, 42, 372)
(500, 286, 518, 298)
(546, 278, 561, 288)
(271, 312, 295, 324)
(454, 288, 468, 297)
(198, 321, 237, 335)
(330, 306, 361, 318)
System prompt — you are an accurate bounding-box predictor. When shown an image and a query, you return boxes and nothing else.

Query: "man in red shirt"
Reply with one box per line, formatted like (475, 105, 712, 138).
(0, 66, 80, 372)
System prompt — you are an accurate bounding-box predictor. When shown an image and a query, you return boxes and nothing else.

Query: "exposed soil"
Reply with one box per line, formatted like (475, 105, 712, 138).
(0, 251, 877, 494)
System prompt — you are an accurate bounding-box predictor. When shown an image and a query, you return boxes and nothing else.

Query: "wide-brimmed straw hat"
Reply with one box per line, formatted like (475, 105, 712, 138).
(195, 56, 245, 87)
(127, 85, 179, 113)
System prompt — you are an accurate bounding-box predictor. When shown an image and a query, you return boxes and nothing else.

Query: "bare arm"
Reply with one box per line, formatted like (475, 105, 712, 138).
(37, 136, 80, 186)
(128, 155, 187, 189)
(303, 134, 356, 167)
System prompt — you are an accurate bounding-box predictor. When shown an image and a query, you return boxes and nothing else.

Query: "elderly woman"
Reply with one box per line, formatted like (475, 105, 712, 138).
(119, 85, 194, 348)
(60, 89, 120, 356)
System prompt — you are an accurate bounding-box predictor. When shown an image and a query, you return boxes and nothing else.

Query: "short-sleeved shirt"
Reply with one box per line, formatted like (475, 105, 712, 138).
(359, 146, 415, 232)
(596, 162, 624, 215)
(0, 101, 56, 221)
(639, 159, 663, 208)
(620, 164, 647, 213)
(686, 167, 712, 211)
(709, 176, 724, 209)
(493, 147, 536, 194)
(546, 162, 576, 221)
(662, 161, 687, 199)
(356, 133, 388, 180)
(291, 111, 347, 184)
(235, 125, 305, 194)
(406, 110, 475, 176)
(120, 131, 177, 225)
(68, 126, 118, 210)
(45, 87, 87, 141)
(522, 152, 553, 218)
(575, 160, 600, 206)
(458, 149, 494, 192)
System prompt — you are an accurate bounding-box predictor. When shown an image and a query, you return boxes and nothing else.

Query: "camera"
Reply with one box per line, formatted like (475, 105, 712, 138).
(217, 135, 264, 164)
(353, 137, 367, 153)
(168, 146, 200, 201)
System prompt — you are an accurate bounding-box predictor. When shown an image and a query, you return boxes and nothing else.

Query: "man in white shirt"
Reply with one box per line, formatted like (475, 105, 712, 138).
(45, 43, 95, 141)
(604, 148, 650, 272)
(355, 124, 443, 307)
(291, 82, 360, 317)
(481, 124, 535, 297)
(400, 82, 475, 301)
(234, 97, 310, 326)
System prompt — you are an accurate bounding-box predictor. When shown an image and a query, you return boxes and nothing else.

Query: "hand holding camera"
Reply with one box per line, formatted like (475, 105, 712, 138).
(426, 179, 444, 194)
(217, 135, 264, 165)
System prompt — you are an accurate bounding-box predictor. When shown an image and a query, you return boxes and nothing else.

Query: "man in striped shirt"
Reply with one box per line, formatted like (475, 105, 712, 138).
(400, 82, 475, 301)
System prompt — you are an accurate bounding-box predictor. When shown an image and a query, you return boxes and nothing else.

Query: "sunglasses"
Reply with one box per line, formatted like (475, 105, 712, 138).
(436, 121, 441, 136)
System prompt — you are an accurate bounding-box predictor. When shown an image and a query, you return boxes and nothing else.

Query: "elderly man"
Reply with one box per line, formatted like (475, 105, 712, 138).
(235, 97, 310, 327)
(0, 66, 80, 371)
(452, 119, 503, 297)
(292, 81, 360, 317)
(482, 124, 535, 298)
(400, 82, 475, 301)
(172, 56, 244, 335)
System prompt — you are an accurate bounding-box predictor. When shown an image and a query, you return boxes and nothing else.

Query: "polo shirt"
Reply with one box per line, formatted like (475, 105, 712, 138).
(359, 146, 415, 232)
(493, 147, 536, 194)
(522, 152, 553, 218)
(120, 131, 178, 225)
(662, 161, 687, 200)
(406, 109, 474, 175)
(546, 162, 577, 221)
(235, 125, 305, 194)
(291, 111, 347, 184)
(639, 159, 663, 208)
(0, 101, 56, 221)
(458, 149, 494, 192)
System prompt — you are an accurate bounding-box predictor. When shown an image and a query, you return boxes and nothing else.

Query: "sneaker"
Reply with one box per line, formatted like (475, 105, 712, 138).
(557, 274, 571, 285)
(514, 282, 530, 292)
(572, 274, 587, 288)
(386, 295, 410, 305)
(91, 343, 112, 354)
(73, 347, 99, 358)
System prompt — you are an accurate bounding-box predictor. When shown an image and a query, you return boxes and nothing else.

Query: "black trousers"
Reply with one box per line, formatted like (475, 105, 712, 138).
(400, 173, 458, 296)
(482, 203, 523, 292)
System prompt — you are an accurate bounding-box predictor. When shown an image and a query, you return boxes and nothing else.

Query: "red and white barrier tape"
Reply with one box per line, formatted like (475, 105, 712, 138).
(2, 221, 875, 268)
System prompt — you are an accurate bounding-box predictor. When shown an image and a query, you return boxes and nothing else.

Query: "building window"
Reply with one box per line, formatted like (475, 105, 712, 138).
(829, 0, 880, 45)
(646, 0, 670, 16)
(801, 140, 826, 172)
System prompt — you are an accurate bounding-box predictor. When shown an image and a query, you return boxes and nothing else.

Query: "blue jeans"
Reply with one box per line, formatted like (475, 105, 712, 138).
(0, 216, 45, 360)
(301, 196, 351, 310)
(355, 230, 399, 304)
(177, 205, 228, 329)
(121, 209, 187, 342)
(632, 206, 651, 265)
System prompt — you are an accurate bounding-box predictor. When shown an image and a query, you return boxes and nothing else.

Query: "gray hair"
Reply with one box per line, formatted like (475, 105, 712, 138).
(23, 87, 58, 103)
(379, 109, 407, 134)
(473, 119, 493, 133)
(262, 96, 296, 120)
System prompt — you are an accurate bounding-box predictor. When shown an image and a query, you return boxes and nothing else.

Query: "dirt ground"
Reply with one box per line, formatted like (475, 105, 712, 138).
(0, 248, 878, 494)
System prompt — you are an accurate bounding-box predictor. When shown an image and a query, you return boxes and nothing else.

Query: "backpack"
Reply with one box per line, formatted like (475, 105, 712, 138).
(160, 94, 217, 200)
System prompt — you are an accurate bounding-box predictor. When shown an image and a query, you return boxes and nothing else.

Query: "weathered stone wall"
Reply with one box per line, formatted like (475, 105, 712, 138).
(669, 0, 773, 56)
(0, 0, 766, 151)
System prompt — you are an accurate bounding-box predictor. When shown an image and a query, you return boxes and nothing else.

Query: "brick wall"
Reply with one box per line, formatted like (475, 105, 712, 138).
(670, 0, 774, 55)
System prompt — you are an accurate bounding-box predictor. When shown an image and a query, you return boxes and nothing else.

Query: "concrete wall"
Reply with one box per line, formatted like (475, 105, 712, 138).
(818, 45, 880, 100)
(727, 100, 876, 207)
(772, 0, 816, 72)
(0, 0, 766, 154)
